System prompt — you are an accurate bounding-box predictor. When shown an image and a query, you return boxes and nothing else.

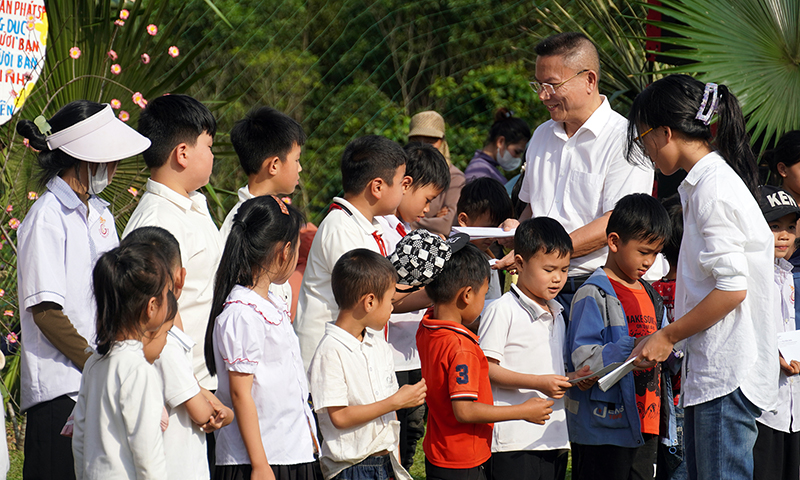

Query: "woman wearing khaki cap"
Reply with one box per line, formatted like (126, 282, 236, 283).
(407, 111, 465, 236)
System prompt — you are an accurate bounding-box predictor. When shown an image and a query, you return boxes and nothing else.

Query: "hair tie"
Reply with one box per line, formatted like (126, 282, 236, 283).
(33, 115, 52, 136)
(695, 82, 719, 126)
(233, 219, 247, 231)
(271, 195, 289, 215)
(505, 110, 513, 118)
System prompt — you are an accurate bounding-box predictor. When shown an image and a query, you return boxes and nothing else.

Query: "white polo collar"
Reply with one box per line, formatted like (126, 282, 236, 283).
(682, 151, 723, 187)
(330, 196, 382, 236)
(325, 322, 376, 352)
(145, 178, 209, 214)
(46, 175, 110, 214)
(552, 95, 612, 141)
(509, 284, 563, 322)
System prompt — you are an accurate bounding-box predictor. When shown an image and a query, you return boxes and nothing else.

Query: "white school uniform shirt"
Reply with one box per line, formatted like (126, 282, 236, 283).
(213, 285, 317, 466)
(676, 152, 777, 410)
(154, 327, 208, 480)
(478, 285, 570, 452)
(123, 179, 223, 390)
(518, 96, 654, 276)
(758, 259, 800, 432)
(17, 176, 119, 410)
(295, 197, 387, 369)
(376, 215, 425, 372)
(308, 323, 410, 480)
(218, 186, 292, 305)
(73, 341, 166, 480)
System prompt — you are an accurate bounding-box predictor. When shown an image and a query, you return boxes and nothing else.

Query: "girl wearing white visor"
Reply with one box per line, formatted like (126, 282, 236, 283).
(15, 100, 151, 480)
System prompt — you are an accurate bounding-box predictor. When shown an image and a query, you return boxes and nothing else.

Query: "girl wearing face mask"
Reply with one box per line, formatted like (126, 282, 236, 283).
(15, 100, 151, 480)
(464, 108, 531, 184)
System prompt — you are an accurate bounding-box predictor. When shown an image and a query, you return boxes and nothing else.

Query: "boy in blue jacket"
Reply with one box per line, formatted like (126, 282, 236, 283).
(566, 193, 673, 480)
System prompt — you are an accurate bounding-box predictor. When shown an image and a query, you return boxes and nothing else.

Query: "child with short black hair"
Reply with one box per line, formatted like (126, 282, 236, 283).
(124, 94, 222, 391)
(456, 177, 515, 306)
(296, 135, 407, 368)
(415, 236, 554, 480)
(753, 185, 800, 480)
(308, 249, 426, 480)
(479, 218, 593, 480)
(567, 193, 672, 480)
(375, 142, 450, 470)
(73, 242, 178, 479)
(220, 106, 306, 239)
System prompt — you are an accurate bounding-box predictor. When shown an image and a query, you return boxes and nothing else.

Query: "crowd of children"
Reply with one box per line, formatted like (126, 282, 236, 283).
(10, 33, 800, 480)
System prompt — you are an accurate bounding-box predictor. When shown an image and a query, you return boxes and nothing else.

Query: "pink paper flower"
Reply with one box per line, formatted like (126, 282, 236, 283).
(147, 24, 158, 36)
(69, 47, 81, 59)
(128, 187, 138, 196)
(6, 332, 17, 343)
(119, 111, 130, 122)
(168, 46, 179, 58)
(27, 191, 38, 200)
(3, 310, 13, 317)
(108, 50, 117, 60)
(23, 138, 39, 152)
(281, 197, 292, 205)
(114, 19, 124, 26)
(110, 99, 121, 109)
(0, 289, 5, 297)
(120, 9, 129, 19)
(26, 18, 35, 31)
(8, 218, 19, 229)
(141, 53, 150, 64)
(5, 205, 12, 213)
(132, 92, 147, 109)
(110, 64, 121, 75)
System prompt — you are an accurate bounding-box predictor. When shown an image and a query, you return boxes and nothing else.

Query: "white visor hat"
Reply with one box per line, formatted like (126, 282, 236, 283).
(45, 104, 151, 163)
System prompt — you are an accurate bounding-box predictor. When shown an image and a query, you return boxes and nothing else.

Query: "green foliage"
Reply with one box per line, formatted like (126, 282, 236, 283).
(647, 0, 800, 150)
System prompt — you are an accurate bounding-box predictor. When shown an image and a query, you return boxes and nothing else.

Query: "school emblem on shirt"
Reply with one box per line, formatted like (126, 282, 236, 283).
(99, 216, 109, 238)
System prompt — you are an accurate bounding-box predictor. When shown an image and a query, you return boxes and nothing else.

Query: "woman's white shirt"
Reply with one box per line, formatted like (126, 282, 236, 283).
(676, 152, 778, 410)
(17, 176, 119, 410)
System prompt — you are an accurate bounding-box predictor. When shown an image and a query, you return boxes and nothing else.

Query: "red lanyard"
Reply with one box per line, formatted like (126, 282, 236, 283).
(396, 223, 408, 237)
(329, 202, 387, 256)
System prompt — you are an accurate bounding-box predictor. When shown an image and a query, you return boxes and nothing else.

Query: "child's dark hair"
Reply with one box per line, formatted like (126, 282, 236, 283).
(625, 74, 759, 199)
(426, 243, 490, 304)
(660, 195, 683, 267)
(121, 226, 182, 269)
(205, 196, 304, 375)
(16, 100, 106, 186)
(486, 108, 531, 147)
(332, 249, 397, 311)
(403, 142, 450, 192)
(341, 135, 407, 194)
(230, 107, 306, 176)
(607, 193, 671, 245)
(93, 242, 178, 356)
(515, 217, 573, 260)
(138, 94, 217, 169)
(457, 177, 514, 225)
(764, 130, 800, 176)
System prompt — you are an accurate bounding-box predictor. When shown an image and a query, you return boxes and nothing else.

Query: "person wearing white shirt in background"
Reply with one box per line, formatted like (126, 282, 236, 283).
(753, 186, 800, 480)
(628, 75, 777, 480)
(497, 32, 654, 318)
(219, 107, 306, 306)
(15, 101, 150, 480)
(123, 94, 222, 392)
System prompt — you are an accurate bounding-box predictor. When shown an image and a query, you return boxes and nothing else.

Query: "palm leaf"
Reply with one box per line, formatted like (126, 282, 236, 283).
(646, 0, 800, 150)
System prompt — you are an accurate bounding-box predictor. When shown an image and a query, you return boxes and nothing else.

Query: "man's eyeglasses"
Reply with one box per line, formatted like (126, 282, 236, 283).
(529, 69, 589, 96)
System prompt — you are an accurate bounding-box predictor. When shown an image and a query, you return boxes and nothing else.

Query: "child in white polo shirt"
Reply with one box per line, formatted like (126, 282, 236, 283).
(375, 142, 449, 470)
(478, 217, 594, 480)
(123, 94, 222, 391)
(295, 135, 407, 369)
(308, 249, 427, 480)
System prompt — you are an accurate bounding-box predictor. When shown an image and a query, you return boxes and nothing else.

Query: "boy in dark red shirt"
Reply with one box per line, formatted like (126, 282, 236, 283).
(411, 239, 554, 480)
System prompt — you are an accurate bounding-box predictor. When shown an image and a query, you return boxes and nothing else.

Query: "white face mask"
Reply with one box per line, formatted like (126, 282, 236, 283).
(88, 163, 109, 195)
(497, 147, 522, 171)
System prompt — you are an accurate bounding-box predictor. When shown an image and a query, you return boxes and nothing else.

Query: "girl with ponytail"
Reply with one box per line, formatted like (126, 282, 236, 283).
(464, 108, 531, 184)
(204, 196, 320, 480)
(15, 101, 150, 479)
(625, 74, 776, 480)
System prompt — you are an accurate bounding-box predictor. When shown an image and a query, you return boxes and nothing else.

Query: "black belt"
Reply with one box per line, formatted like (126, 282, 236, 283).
(561, 274, 591, 294)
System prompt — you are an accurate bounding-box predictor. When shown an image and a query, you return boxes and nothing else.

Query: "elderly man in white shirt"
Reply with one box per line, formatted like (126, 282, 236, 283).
(500, 32, 653, 317)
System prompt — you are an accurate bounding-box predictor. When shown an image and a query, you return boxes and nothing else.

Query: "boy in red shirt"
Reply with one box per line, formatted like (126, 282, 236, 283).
(404, 234, 554, 480)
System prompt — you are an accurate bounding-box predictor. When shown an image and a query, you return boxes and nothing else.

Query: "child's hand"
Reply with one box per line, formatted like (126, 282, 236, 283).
(567, 365, 598, 391)
(779, 356, 800, 376)
(521, 397, 554, 425)
(435, 206, 449, 218)
(392, 379, 427, 410)
(201, 407, 230, 433)
(535, 374, 572, 399)
(251, 464, 276, 480)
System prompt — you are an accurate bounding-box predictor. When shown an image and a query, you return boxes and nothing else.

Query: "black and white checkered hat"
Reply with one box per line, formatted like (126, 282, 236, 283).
(390, 229, 470, 287)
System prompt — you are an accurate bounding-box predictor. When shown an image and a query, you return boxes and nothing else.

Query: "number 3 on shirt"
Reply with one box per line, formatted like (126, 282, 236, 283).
(455, 364, 469, 384)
